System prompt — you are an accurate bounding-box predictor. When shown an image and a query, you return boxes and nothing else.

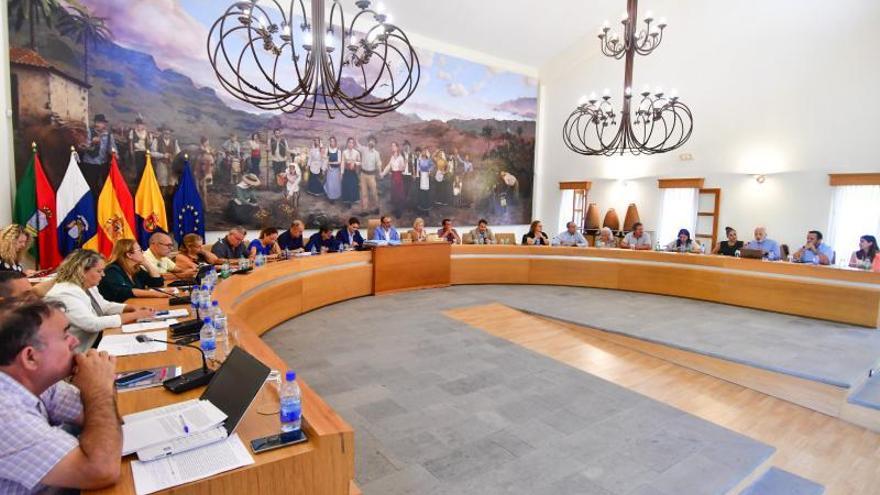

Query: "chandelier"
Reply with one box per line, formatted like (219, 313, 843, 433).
(562, 0, 693, 156)
(207, 0, 420, 118)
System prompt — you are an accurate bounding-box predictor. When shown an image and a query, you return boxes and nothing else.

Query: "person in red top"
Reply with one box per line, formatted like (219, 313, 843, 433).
(437, 218, 461, 244)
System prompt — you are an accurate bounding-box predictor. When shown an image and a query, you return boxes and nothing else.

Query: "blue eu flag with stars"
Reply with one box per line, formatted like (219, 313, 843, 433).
(172, 161, 205, 244)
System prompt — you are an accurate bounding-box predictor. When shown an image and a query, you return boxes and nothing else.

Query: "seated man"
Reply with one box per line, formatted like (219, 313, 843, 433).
(0, 300, 122, 493)
(620, 222, 652, 250)
(552, 222, 588, 247)
(792, 230, 834, 265)
(277, 220, 306, 252)
(744, 226, 780, 260)
(336, 217, 364, 249)
(143, 232, 185, 280)
(211, 226, 248, 262)
(373, 215, 400, 242)
(468, 219, 495, 245)
(0, 271, 33, 302)
(437, 218, 461, 244)
(306, 226, 340, 253)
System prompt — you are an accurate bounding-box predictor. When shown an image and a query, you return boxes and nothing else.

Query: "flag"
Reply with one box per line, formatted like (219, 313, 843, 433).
(13, 144, 62, 268)
(96, 153, 136, 257)
(172, 160, 204, 244)
(57, 150, 98, 256)
(134, 152, 168, 249)
(12, 144, 37, 248)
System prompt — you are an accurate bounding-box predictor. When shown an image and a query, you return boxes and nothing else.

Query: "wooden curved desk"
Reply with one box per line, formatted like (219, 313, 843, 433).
(450, 245, 880, 328)
(91, 245, 880, 493)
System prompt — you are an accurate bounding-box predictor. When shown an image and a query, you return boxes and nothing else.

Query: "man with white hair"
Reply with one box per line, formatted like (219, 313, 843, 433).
(211, 226, 248, 262)
(745, 226, 780, 260)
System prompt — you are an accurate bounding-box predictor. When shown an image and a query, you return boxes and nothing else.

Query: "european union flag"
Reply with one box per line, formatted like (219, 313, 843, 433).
(172, 161, 205, 244)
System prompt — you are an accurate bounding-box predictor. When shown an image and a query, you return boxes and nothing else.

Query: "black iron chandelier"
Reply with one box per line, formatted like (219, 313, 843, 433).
(207, 0, 420, 118)
(563, 0, 693, 156)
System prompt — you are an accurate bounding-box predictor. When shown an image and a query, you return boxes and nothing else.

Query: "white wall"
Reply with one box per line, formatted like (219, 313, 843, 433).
(537, 0, 880, 248)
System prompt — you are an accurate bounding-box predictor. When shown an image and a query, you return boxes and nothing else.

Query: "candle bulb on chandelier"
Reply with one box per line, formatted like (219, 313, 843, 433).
(620, 11, 628, 23)
(654, 86, 663, 96)
(644, 10, 654, 22)
(589, 91, 597, 102)
(658, 17, 668, 28)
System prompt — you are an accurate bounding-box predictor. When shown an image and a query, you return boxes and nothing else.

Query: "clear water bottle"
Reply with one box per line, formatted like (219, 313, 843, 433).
(255, 252, 265, 267)
(210, 300, 220, 320)
(190, 286, 201, 310)
(310, 244, 318, 255)
(284, 248, 291, 260)
(812, 254, 820, 265)
(239, 256, 248, 270)
(200, 285, 211, 306)
(279, 371, 302, 433)
(200, 317, 216, 360)
(735, 249, 742, 258)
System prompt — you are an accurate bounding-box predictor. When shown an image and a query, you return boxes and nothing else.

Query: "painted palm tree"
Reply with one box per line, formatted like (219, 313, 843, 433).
(9, 0, 61, 51)
(56, 5, 112, 86)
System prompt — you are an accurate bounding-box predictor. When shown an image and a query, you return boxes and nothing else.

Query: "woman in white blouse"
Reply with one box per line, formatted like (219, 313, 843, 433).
(45, 249, 154, 351)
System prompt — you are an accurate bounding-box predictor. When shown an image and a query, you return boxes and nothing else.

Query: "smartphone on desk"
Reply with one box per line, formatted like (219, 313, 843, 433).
(250, 429, 307, 454)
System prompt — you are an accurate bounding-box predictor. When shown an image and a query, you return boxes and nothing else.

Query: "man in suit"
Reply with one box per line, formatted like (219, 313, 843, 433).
(336, 217, 364, 250)
(306, 226, 340, 253)
(373, 215, 400, 242)
(277, 220, 306, 252)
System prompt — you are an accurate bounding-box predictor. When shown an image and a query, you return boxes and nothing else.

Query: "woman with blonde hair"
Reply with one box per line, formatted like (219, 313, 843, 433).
(97, 239, 168, 303)
(45, 249, 155, 351)
(175, 233, 220, 277)
(409, 218, 429, 243)
(0, 224, 35, 274)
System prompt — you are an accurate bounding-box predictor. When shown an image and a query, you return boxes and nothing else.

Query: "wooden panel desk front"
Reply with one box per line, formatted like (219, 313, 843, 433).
(372, 242, 451, 295)
(450, 246, 880, 328)
(89, 252, 373, 495)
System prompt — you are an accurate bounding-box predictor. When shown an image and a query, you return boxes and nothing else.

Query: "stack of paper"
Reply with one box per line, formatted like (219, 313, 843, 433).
(122, 400, 227, 455)
(98, 331, 167, 357)
(130, 434, 254, 495)
(121, 320, 178, 333)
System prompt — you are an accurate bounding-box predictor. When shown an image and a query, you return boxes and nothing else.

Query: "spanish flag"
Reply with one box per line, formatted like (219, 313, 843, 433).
(135, 152, 168, 249)
(96, 153, 136, 257)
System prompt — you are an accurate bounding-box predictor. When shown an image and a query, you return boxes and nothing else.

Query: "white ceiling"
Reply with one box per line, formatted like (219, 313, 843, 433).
(384, 0, 621, 70)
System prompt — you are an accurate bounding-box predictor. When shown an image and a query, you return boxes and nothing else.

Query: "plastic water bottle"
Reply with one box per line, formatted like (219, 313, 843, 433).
(283, 248, 291, 260)
(310, 245, 318, 255)
(255, 252, 265, 267)
(280, 371, 302, 433)
(211, 304, 228, 350)
(735, 249, 742, 258)
(700, 243, 706, 255)
(200, 285, 211, 306)
(191, 286, 201, 308)
(200, 317, 216, 360)
(239, 256, 248, 270)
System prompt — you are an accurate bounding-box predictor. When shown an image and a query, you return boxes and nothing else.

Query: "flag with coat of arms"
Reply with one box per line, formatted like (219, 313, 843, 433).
(96, 153, 136, 257)
(135, 151, 168, 249)
(56, 149, 98, 256)
(12, 143, 62, 269)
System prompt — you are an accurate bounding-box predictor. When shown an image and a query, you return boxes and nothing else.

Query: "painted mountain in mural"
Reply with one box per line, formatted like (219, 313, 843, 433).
(8, 1, 537, 229)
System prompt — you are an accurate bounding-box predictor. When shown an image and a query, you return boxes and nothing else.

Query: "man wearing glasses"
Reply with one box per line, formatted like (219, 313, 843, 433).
(143, 233, 185, 280)
(211, 226, 249, 263)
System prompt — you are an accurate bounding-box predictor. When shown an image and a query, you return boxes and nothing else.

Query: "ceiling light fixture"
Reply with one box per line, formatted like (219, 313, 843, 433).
(207, 0, 420, 118)
(563, 0, 693, 156)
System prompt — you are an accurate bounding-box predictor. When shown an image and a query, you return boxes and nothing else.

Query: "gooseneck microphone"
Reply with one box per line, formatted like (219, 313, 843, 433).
(136, 334, 215, 393)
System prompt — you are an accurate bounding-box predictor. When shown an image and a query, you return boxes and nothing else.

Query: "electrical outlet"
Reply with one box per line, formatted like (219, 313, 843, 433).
(679, 153, 694, 161)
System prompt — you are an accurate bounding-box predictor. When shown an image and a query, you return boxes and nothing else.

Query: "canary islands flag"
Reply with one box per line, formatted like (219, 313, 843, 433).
(135, 152, 168, 249)
(97, 153, 136, 257)
(172, 160, 204, 244)
(57, 150, 98, 256)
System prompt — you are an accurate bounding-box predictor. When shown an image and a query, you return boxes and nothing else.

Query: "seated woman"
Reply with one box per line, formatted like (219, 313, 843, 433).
(249, 227, 281, 260)
(0, 224, 36, 275)
(522, 220, 550, 246)
(849, 235, 879, 269)
(712, 227, 744, 256)
(45, 249, 155, 351)
(594, 227, 617, 248)
(175, 233, 220, 277)
(409, 217, 429, 243)
(665, 229, 702, 253)
(98, 239, 169, 303)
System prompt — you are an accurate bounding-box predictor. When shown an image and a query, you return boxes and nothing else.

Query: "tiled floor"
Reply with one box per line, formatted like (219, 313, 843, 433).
(264, 286, 775, 495)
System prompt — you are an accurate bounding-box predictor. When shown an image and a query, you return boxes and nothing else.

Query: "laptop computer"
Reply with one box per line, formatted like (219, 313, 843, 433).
(133, 347, 271, 460)
(739, 248, 765, 259)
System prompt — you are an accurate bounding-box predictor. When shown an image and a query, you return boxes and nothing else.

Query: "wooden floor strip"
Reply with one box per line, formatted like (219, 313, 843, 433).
(444, 303, 880, 495)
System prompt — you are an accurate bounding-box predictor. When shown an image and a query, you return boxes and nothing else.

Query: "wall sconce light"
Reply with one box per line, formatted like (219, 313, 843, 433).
(754, 174, 766, 184)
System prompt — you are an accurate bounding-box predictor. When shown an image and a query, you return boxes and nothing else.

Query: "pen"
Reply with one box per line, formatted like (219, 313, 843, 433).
(178, 414, 190, 434)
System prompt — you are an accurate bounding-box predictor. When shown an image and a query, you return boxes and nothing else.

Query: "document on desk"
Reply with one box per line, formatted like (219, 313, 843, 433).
(122, 399, 227, 455)
(121, 319, 178, 333)
(155, 308, 189, 320)
(131, 434, 254, 495)
(98, 331, 167, 356)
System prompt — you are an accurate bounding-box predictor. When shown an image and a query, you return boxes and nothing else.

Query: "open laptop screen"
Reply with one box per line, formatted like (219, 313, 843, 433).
(200, 347, 271, 434)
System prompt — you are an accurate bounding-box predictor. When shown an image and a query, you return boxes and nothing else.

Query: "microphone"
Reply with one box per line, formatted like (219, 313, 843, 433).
(136, 334, 215, 393)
